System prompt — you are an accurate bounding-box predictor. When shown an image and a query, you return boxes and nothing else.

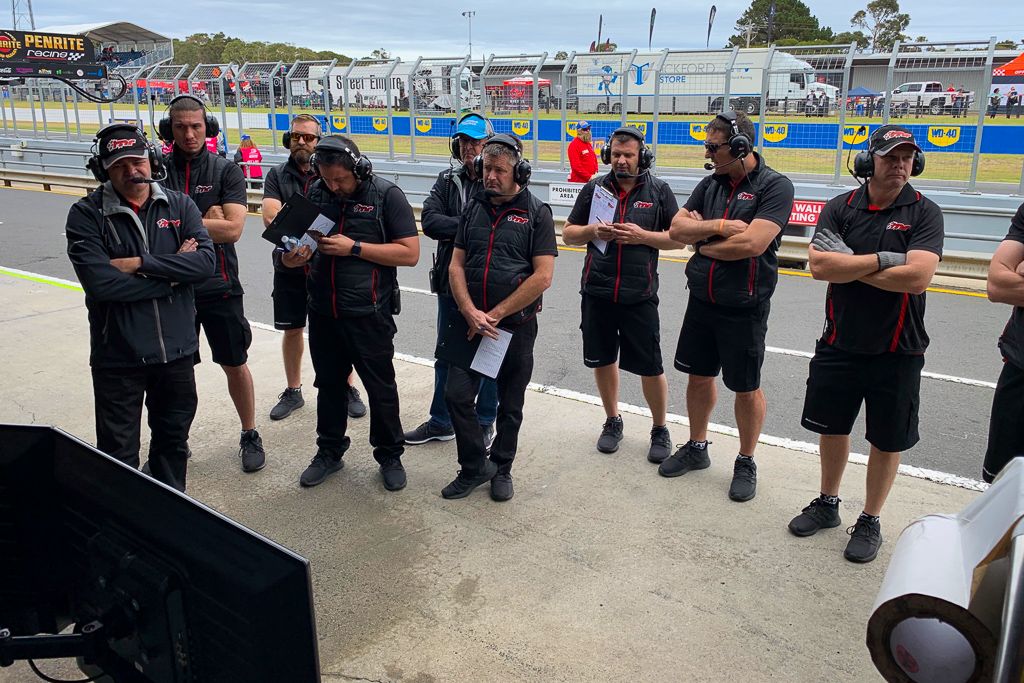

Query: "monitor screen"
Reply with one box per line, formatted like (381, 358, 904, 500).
(0, 424, 321, 682)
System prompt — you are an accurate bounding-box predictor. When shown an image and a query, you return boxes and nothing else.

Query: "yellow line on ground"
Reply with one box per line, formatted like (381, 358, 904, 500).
(0, 268, 82, 291)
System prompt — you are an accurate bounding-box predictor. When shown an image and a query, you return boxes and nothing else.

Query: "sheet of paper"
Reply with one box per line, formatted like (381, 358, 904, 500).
(588, 185, 617, 254)
(297, 233, 320, 253)
(308, 212, 335, 235)
(470, 328, 513, 379)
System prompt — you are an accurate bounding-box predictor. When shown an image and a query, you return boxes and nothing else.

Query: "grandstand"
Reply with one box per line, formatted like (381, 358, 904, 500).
(32, 21, 173, 70)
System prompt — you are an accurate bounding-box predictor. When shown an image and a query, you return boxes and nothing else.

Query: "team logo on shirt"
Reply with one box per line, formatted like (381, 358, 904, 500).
(886, 221, 911, 231)
(354, 204, 375, 213)
(633, 201, 653, 209)
(193, 185, 213, 194)
(156, 218, 181, 229)
(507, 215, 529, 225)
(737, 192, 755, 201)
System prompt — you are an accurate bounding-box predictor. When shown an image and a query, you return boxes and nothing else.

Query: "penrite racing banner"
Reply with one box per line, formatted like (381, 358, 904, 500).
(0, 29, 97, 64)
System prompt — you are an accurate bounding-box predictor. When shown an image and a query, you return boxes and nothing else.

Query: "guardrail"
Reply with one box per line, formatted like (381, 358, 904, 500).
(0, 165, 996, 281)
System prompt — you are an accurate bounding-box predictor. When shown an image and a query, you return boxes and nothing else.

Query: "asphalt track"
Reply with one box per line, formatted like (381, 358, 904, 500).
(0, 185, 1011, 483)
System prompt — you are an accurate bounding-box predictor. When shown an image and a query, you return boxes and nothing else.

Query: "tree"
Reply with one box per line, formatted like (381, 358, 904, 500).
(367, 48, 390, 60)
(555, 50, 569, 60)
(834, 30, 870, 49)
(170, 33, 350, 67)
(851, 0, 910, 52)
(728, 0, 834, 47)
(995, 39, 1019, 50)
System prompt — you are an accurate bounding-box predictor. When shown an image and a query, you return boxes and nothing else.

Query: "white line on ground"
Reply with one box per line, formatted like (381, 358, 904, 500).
(0, 265, 991, 492)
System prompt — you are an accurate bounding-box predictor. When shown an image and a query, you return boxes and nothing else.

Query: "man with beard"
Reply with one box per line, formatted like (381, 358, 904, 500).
(404, 112, 498, 449)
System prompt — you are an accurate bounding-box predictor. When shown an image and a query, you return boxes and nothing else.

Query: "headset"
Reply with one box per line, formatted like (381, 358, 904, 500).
(853, 133, 925, 179)
(86, 123, 166, 183)
(713, 111, 753, 159)
(157, 94, 221, 143)
(282, 114, 323, 150)
(309, 135, 374, 181)
(450, 112, 494, 159)
(600, 126, 654, 170)
(473, 133, 532, 186)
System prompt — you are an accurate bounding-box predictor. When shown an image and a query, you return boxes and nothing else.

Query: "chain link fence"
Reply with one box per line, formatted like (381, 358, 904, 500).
(2, 40, 1022, 192)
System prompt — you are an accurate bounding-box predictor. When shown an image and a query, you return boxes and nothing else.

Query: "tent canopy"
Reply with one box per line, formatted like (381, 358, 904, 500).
(503, 75, 551, 87)
(848, 85, 882, 97)
(34, 22, 171, 46)
(994, 52, 1024, 77)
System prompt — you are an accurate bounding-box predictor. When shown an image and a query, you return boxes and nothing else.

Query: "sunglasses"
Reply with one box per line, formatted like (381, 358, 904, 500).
(290, 132, 320, 144)
(704, 142, 724, 153)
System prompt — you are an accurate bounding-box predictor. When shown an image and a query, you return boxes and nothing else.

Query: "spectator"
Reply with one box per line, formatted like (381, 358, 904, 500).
(989, 88, 1002, 118)
(568, 121, 598, 183)
(1007, 87, 1021, 119)
(233, 134, 264, 186)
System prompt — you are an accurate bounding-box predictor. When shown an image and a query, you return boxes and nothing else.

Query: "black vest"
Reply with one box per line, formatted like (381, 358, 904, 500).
(306, 176, 398, 318)
(462, 188, 548, 327)
(581, 172, 668, 304)
(685, 157, 786, 308)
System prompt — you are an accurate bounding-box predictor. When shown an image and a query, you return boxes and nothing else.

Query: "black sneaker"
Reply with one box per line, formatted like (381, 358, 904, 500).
(490, 472, 514, 502)
(728, 456, 757, 502)
(647, 426, 672, 463)
(239, 430, 266, 473)
(658, 441, 710, 477)
(270, 387, 304, 421)
(597, 416, 624, 453)
(379, 457, 407, 491)
(347, 386, 367, 418)
(404, 420, 456, 445)
(788, 498, 842, 537)
(441, 460, 498, 499)
(482, 422, 496, 451)
(299, 452, 344, 487)
(844, 516, 883, 563)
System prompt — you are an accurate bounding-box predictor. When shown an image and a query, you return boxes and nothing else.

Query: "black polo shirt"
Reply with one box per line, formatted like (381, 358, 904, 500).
(998, 203, 1024, 368)
(815, 183, 944, 355)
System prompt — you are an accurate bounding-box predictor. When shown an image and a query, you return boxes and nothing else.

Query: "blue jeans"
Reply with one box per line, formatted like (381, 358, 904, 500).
(431, 294, 498, 427)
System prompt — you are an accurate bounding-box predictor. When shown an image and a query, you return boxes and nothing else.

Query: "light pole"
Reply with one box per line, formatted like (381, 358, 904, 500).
(462, 10, 475, 60)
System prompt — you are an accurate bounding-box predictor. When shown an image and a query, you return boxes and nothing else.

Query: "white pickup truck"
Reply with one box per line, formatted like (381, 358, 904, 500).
(880, 81, 973, 115)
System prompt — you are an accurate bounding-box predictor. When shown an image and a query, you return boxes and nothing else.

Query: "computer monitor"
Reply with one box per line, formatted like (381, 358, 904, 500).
(0, 424, 321, 682)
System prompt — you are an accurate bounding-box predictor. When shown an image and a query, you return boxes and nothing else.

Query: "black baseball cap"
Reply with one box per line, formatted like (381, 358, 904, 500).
(98, 126, 150, 169)
(869, 125, 922, 156)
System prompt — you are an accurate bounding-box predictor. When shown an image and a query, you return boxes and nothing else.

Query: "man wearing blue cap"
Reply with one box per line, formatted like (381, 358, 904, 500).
(404, 112, 499, 448)
(568, 120, 598, 183)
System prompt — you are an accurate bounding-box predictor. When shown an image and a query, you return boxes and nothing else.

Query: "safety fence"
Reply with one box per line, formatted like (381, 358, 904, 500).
(1, 38, 1021, 192)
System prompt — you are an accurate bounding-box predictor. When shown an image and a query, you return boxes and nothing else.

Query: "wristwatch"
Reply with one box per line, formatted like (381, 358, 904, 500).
(351, 240, 362, 257)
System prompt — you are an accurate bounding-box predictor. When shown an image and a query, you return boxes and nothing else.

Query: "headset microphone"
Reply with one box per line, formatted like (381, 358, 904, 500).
(704, 156, 744, 172)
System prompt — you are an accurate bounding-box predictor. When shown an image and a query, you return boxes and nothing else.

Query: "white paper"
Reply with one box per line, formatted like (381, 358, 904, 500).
(588, 185, 617, 254)
(470, 328, 513, 379)
(308, 212, 335, 236)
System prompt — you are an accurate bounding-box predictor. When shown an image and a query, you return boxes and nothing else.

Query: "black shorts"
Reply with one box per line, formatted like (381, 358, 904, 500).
(272, 268, 308, 330)
(983, 360, 1024, 483)
(195, 294, 252, 367)
(673, 295, 769, 393)
(800, 342, 923, 453)
(580, 294, 663, 376)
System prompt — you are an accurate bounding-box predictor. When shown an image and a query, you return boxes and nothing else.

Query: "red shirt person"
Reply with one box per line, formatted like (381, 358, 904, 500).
(568, 121, 598, 183)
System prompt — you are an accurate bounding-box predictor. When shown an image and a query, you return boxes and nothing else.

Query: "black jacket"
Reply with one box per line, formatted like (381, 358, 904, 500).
(306, 176, 411, 318)
(66, 182, 215, 368)
(459, 186, 552, 327)
(263, 157, 317, 274)
(162, 146, 247, 301)
(574, 171, 675, 304)
(684, 155, 794, 308)
(422, 164, 482, 296)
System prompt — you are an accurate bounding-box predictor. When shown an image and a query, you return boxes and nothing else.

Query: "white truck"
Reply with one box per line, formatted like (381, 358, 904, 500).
(328, 62, 479, 111)
(571, 48, 826, 115)
(879, 81, 974, 115)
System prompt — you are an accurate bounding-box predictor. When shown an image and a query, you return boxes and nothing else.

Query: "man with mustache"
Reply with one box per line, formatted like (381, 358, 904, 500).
(788, 125, 943, 564)
(66, 124, 215, 491)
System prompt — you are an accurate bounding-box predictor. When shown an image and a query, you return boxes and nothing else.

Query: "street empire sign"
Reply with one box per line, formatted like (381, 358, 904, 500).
(0, 29, 97, 64)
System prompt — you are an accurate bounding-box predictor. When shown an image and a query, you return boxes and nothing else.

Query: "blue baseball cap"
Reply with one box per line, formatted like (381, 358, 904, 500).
(577, 120, 591, 130)
(454, 113, 489, 140)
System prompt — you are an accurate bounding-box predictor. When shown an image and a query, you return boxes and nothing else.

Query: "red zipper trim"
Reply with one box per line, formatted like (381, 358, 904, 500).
(825, 284, 837, 344)
(582, 252, 593, 287)
(219, 248, 228, 281)
(371, 269, 378, 305)
(707, 181, 739, 304)
(185, 161, 191, 195)
(482, 208, 527, 311)
(747, 258, 756, 296)
(889, 293, 909, 352)
(612, 188, 634, 304)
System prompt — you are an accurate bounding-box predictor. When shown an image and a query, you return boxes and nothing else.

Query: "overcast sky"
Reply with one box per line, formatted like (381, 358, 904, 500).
(32, 1, 1022, 59)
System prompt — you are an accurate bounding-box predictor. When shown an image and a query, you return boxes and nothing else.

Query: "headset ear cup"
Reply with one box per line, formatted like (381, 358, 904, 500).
(158, 118, 172, 143)
(282, 132, 292, 150)
(600, 140, 611, 165)
(912, 151, 925, 177)
(474, 154, 483, 178)
(451, 137, 460, 160)
(853, 151, 874, 178)
(355, 156, 373, 181)
(730, 134, 751, 159)
(516, 160, 532, 186)
(86, 156, 106, 183)
(205, 116, 220, 139)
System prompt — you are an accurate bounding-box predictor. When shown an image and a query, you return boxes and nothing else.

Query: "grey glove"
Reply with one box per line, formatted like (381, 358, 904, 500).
(811, 229, 854, 255)
(877, 251, 907, 270)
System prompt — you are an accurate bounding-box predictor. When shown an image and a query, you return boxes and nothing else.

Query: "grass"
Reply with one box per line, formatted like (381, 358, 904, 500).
(4, 106, 1021, 185)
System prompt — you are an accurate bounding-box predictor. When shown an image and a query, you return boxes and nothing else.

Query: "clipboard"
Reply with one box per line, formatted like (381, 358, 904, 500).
(434, 313, 481, 372)
(261, 192, 331, 245)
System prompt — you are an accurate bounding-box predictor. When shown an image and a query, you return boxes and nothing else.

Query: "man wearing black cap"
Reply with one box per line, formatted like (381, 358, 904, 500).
(983, 200, 1024, 482)
(563, 126, 680, 463)
(404, 112, 498, 449)
(66, 124, 215, 491)
(162, 95, 268, 474)
(788, 125, 943, 563)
